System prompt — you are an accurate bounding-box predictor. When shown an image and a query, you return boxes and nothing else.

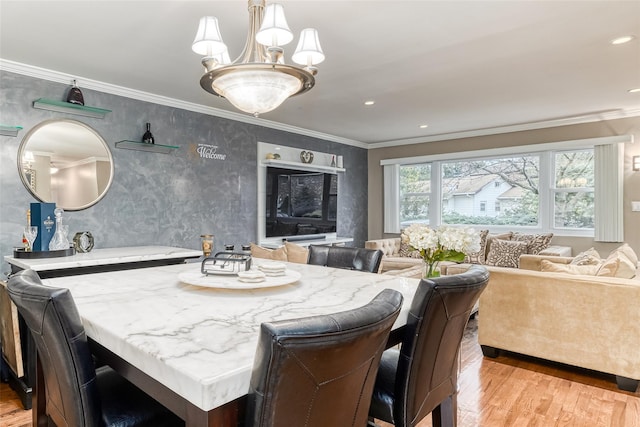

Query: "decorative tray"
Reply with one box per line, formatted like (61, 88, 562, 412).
(178, 268, 301, 290)
(13, 247, 76, 259)
(201, 251, 252, 275)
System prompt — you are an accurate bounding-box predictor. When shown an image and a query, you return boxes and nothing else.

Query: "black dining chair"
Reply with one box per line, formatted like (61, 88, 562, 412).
(7, 269, 184, 427)
(369, 265, 489, 427)
(245, 288, 404, 427)
(307, 245, 384, 273)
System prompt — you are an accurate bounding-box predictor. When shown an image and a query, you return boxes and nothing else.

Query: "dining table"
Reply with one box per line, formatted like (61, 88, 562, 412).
(35, 258, 422, 426)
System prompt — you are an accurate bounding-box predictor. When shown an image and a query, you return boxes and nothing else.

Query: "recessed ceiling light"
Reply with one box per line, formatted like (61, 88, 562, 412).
(419, 124, 429, 129)
(629, 88, 640, 93)
(611, 35, 635, 45)
(364, 101, 375, 106)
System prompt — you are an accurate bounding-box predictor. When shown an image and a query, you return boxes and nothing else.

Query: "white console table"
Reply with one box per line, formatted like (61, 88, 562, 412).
(4, 245, 202, 279)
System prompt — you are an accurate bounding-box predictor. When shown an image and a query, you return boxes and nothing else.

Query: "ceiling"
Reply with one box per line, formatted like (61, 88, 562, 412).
(1, 1, 639, 147)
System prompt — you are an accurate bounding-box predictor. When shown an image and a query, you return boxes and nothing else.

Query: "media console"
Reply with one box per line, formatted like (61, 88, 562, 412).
(259, 235, 353, 249)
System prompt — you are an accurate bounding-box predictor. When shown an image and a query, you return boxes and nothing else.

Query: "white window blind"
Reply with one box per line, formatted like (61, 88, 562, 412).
(383, 164, 400, 233)
(594, 143, 624, 242)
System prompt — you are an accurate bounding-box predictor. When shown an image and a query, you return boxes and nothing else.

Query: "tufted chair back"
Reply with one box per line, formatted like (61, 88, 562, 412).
(365, 238, 401, 257)
(307, 245, 384, 273)
(370, 265, 489, 427)
(246, 288, 403, 427)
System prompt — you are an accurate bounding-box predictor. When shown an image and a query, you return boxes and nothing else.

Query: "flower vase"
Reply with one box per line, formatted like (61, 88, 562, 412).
(423, 260, 441, 278)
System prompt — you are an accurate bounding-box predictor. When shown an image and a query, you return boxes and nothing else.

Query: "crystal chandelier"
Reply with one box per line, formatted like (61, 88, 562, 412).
(192, 0, 325, 117)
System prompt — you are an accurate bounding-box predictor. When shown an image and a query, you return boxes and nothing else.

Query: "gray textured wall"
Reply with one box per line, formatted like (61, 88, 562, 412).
(0, 71, 368, 267)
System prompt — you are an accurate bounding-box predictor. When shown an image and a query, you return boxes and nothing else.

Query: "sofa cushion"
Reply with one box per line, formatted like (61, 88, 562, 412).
(541, 260, 600, 275)
(512, 232, 553, 255)
(284, 242, 309, 264)
(570, 248, 601, 266)
(382, 264, 423, 279)
(250, 243, 288, 261)
(381, 256, 423, 271)
(485, 239, 528, 268)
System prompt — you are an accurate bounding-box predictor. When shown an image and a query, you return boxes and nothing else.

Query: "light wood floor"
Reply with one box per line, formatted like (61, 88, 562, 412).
(1, 317, 638, 427)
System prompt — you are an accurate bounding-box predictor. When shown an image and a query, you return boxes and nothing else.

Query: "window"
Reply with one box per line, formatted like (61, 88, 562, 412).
(399, 163, 431, 226)
(441, 155, 540, 226)
(383, 135, 629, 238)
(553, 150, 594, 229)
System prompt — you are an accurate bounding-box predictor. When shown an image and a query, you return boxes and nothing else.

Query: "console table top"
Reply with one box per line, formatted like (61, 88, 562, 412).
(4, 246, 202, 272)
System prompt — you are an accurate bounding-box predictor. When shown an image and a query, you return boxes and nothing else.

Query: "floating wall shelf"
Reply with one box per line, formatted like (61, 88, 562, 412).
(0, 125, 23, 137)
(115, 140, 179, 154)
(262, 159, 345, 174)
(33, 98, 111, 119)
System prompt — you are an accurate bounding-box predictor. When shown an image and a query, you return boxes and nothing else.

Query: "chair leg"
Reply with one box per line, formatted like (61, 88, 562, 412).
(431, 394, 457, 427)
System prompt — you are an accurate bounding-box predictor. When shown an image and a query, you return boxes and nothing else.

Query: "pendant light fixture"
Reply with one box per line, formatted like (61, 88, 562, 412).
(192, 0, 325, 117)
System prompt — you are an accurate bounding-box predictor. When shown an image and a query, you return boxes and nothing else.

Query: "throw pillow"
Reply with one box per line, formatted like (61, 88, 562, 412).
(570, 248, 601, 266)
(464, 229, 489, 264)
(512, 232, 553, 255)
(610, 243, 638, 267)
(399, 234, 421, 258)
(398, 234, 413, 257)
(599, 250, 636, 279)
(484, 232, 513, 263)
(596, 256, 620, 277)
(541, 260, 600, 275)
(250, 243, 288, 261)
(285, 242, 309, 264)
(485, 239, 528, 268)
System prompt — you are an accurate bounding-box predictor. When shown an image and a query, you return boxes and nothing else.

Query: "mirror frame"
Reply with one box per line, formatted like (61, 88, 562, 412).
(17, 119, 115, 211)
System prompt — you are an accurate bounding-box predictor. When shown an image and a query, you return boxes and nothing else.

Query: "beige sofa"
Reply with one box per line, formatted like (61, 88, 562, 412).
(477, 253, 640, 392)
(364, 237, 422, 273)
(365, 236, 571, 274)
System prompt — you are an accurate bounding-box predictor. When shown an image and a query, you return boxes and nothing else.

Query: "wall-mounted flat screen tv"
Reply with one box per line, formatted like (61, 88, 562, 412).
(265, 166, 337, 239)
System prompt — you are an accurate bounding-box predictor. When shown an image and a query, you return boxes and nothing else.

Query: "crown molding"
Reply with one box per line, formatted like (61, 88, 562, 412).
(369, 108, 640, 149)
(0, 59, 368, 149)
(4, 59, 638, 152)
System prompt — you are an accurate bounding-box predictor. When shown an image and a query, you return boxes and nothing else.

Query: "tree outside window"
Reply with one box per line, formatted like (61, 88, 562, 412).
(441, 156, 539, 226)
(553, 150, 594, 229)
(400, 164, 430, 226)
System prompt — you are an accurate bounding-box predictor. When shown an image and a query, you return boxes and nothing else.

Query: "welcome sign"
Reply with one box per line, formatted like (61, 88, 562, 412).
(189, 143, 227, 161)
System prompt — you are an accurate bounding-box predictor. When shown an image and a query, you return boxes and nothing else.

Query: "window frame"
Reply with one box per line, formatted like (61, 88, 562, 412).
(382, 135, 630, 237)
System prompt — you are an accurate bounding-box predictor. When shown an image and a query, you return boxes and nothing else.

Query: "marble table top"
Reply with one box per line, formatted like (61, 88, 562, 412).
(4, 245, 202, 272)
(43, 260, 420, 412)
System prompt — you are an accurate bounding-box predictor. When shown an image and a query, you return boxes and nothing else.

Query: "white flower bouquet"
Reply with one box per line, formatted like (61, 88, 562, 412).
(401, 224, 481, 277)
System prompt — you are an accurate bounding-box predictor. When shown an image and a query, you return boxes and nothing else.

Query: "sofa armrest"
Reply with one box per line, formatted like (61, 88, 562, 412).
(365, 238, 400, 258)
(519, 254, 573, 271)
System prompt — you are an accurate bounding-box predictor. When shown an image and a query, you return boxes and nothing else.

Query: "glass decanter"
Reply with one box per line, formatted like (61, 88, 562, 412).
(49, 208, 70, 250)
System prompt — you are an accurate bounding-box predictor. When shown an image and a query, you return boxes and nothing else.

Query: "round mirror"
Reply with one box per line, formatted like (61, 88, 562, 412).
(17, 119, 114, 211)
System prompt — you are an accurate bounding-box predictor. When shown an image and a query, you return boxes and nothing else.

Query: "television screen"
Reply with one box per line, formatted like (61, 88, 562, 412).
(266, 167, 337, 238)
